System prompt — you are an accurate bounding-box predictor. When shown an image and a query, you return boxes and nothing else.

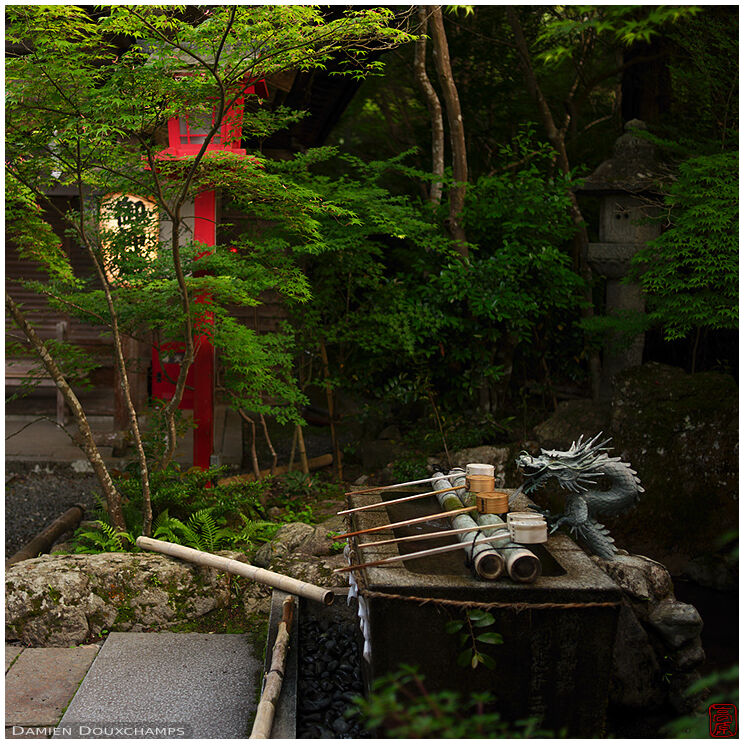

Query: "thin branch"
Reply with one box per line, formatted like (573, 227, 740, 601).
(259, 413, 278, 475)
(238, 409, 262, 480)
(5, 415, 74, 442)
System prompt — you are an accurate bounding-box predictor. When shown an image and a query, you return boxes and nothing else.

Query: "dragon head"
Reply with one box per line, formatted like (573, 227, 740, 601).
(515, 433, 611, 494)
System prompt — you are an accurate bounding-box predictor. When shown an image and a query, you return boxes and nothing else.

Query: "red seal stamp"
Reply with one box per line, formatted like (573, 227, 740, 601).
(709, 703, 737, 737)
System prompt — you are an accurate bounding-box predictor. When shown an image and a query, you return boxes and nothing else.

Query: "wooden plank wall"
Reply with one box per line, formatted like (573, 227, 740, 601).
(6, 198, 290, 419)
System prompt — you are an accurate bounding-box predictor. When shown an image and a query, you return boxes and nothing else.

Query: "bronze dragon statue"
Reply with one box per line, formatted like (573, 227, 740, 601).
(514, 433, 644, 560)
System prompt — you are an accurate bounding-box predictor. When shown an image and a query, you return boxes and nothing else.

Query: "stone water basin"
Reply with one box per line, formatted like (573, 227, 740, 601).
(347, 487, 622, 737)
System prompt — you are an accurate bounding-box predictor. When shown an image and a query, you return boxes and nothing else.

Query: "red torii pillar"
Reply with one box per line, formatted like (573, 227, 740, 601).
(192, 189, 217, 469)
(152, 76, 268, 469)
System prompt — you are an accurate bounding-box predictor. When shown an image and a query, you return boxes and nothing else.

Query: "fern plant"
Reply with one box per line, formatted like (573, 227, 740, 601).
(152, 508, 234, 552)
(231, 513, 282, 547)
(72, 520, 136, 554)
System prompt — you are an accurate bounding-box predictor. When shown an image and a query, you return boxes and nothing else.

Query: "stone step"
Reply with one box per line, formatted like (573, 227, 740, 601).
(5, 645, 100, 739)
(52, 633, 262, 739)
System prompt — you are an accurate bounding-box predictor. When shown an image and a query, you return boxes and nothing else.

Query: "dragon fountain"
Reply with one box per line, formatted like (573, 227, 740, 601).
(515, 433, 644, 560)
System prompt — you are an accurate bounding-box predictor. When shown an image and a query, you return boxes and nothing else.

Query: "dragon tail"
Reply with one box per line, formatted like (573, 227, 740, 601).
(576, 518, 617, 560)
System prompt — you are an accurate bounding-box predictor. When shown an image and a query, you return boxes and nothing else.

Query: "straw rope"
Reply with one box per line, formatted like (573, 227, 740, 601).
(356, 586, 620, 613)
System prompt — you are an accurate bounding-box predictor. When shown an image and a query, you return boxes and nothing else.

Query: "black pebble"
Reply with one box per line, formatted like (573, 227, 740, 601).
(297, 611, 367, 738)
(332, 718, 350, 735)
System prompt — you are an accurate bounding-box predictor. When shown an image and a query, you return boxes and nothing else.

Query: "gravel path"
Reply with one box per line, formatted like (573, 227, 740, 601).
(5, 466, 101, 558)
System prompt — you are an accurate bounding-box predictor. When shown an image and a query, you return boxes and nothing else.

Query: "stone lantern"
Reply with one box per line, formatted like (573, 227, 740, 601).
(577, 119, 664, 399)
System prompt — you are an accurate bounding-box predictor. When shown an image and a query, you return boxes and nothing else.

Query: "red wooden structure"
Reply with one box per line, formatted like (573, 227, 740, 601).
(153, 78, 267, 468)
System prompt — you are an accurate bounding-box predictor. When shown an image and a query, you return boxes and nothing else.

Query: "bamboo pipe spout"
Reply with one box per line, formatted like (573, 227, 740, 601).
(336, 534, 507, 574)
(448, 471, 542, 584)
(137, 537, 334, 605)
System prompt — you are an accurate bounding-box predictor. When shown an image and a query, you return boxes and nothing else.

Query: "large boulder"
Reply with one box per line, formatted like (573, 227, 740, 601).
(534, 399, 612, 450)
(252, 517, 349, 588)
(532, 363, 737, 571)
(5, 551, 267, 647)
(609, 600, 665, 709)
(594, 553, 706, 714)
(253, 522, 316, 568)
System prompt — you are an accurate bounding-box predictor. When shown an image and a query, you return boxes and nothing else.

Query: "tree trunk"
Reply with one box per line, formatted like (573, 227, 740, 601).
(506, 7, 602, 400)
(259, 413, 278, 475)
(318, 340, 343, 482)
(89, 262, 152, 536)
(239, 409, 262, 480)
(6, 292, 127, 532)
(414, 6, 445, 206)
(159, 206, 197, 469)
(429, 6, 468, 256)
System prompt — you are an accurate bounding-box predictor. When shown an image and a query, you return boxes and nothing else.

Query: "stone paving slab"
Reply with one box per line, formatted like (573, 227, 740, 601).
(54, 633, 261, 739)
(6, 645, 23, 672)
(5, 646, 100, 730)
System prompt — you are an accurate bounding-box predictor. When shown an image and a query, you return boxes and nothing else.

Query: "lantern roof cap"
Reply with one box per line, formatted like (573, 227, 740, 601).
(577, 120, 669, 195)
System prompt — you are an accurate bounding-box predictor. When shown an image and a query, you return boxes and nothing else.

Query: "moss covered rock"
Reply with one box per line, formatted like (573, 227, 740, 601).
(5, 552, 252, 646)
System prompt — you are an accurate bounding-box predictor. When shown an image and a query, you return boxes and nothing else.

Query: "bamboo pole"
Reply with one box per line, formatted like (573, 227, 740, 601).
(335, 535, 503, 574)
(357, 522, 509, 550)
(334, 505, 477, 541)
(337, 485, 463, 516)
(250, 596, 295, 739)
(136, 537, 334, 605)
(431, 472, 504, 580)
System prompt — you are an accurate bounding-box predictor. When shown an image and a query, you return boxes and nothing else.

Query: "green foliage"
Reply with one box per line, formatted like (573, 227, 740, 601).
(631, 152, 738, 342)
(661, 666, 739, 738)
(152, 508, 235, 552)
(276, 148, 451, 386)
(391, 454, 429, 483)
(68, 463, 327, 555)
(5, 178, 71, 282)
(445, 609, 503, 670)
(411, 132, 584, 407)
(5, 5, 413, 520)
(537, 6, 702, 64)
(279, 133, 585, 415)
(72, 521, 136, 554)
(355, 664, 558, 738)
(660, 8, 738, 151)
(397, 411, 515, 461)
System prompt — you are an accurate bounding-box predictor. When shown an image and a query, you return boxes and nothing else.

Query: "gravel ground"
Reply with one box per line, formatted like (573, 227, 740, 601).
(297, 612, 369, 738)
(5, 465, 101, 558)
